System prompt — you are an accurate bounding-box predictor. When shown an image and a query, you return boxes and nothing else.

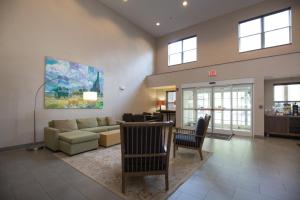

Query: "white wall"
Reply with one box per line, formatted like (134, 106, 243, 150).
(0, 0, 155, 148)
(147, 53, 300, 136)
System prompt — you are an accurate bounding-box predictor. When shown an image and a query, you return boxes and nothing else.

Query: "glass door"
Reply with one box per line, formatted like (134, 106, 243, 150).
(232, 85, 252, 134)
(196, 87, 212, 132)
(182, 84, 253, 136)
(213, 86, 232, 134)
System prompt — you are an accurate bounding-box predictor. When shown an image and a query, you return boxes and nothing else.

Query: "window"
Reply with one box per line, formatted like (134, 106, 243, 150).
(168, 36, 197, 66)
(166, 91, 176, 110)
(274, 83, 300, 107)
(239, 8, 291, 52)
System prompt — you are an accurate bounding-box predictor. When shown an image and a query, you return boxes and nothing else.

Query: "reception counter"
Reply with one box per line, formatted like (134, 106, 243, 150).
(265, 115, 300, 137)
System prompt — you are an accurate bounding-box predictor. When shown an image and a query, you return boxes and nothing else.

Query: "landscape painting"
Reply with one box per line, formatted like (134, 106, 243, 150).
(45, 57, 103, 109)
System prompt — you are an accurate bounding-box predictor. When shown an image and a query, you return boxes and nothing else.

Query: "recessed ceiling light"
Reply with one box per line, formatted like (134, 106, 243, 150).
(123, 0, 128, 2)
(182, 1, 188, 7)
(156, 22, 160, 26)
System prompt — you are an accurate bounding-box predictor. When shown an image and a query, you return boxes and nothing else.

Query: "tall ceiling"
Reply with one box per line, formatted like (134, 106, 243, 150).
(97, 0, 266, 37)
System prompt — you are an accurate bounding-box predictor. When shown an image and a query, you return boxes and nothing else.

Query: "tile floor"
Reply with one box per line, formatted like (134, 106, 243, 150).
(0, 136, 299, 200)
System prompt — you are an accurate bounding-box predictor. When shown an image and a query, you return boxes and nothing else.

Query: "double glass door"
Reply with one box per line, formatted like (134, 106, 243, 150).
(183, 84, 252, 135)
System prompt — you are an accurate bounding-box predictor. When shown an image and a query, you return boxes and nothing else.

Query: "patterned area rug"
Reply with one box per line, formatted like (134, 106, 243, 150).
(56, 145, 211, 200)
(206, 133, 234, 141)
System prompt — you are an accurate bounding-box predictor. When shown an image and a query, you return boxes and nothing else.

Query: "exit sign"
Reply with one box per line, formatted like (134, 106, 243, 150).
(208, 69, 217, 77)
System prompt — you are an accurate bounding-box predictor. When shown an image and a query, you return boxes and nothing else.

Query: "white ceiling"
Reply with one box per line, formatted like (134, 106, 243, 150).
(97, 0, 266, 37)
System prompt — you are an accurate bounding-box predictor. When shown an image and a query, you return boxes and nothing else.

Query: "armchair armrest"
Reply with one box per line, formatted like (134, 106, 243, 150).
(44, 127, 61, 151)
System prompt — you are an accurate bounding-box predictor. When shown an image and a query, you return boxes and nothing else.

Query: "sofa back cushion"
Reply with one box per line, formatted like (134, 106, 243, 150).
(106, 117, 117, 126)
(97, 117, 108, 126)
(76, 118, 98, 129)
(52, 119, 78, 131)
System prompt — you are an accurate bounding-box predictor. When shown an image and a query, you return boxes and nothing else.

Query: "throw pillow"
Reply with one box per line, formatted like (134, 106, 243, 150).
(106, 117, 117, 126)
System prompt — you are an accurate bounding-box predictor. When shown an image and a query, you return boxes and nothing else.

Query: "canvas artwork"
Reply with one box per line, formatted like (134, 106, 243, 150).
(45, 57, 104, 109)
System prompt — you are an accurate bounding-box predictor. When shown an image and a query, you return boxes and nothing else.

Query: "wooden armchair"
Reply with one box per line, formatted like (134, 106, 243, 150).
(120, 121, 174, 193)
(173, 115, 211, 160)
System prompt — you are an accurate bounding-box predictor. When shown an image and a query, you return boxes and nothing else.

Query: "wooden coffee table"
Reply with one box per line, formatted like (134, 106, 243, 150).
(99, 129, 120, 147)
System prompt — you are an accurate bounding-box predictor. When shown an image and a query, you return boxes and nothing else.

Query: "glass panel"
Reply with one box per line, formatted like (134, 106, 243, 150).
(239, 18, 261, 37)
(239, 34, 261, 52)
(264, 28, 290, 48)
(168, 41, 182, 55)
(183, 49, 197, 63)
(274, 85, 285, 101)
(183, 90, 194, 109)
(168, 53, 182, 66)
(232, 111, 251, 131)
(213, 87, 231, 109)
(183, 110, 195, 127)
(197, 88, 212, 109)
(232, 85, 252, 109)
(264, 10, 291, 32)
(213, 110, 231, 130)
(288, 84, 300, 101)
(183, 37, 197, 51)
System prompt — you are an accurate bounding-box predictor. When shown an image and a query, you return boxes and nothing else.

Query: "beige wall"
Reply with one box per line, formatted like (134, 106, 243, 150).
(156, 0, 300, 74)
(148, 0, 300, 137)
(264, 77, 300, 110)
(0, 0, 155, 148)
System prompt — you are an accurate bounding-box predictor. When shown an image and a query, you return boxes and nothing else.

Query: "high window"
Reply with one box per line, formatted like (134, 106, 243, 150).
(168, 36, 197, 66)
(239, 8, 291, 52)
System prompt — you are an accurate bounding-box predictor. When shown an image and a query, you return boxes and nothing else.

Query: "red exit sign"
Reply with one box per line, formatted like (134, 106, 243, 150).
(208, 69, 217, 77)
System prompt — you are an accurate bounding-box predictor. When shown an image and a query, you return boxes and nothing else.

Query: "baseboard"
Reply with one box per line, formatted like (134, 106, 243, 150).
(0, 142, 44, 152)
(254, 135, 265, 139)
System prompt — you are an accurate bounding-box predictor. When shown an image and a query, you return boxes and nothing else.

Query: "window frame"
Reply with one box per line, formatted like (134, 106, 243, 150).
(238, 7, 292, 53)
(168, 35, 197, 66)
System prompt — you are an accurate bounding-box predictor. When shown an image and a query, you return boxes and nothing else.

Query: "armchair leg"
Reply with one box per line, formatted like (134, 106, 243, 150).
(165, 173, 169, 191)
(199, 150, 203, 160)
(122, 173, 126, 193)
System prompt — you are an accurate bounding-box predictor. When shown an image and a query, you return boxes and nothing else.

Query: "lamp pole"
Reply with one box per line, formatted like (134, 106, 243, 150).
(27, 77, 61, 151)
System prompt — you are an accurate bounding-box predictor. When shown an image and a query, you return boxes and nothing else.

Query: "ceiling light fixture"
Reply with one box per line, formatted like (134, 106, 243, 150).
(156, 22, 160, 26)
(123, 0, 128, 2)
(182, 1, 188, 7)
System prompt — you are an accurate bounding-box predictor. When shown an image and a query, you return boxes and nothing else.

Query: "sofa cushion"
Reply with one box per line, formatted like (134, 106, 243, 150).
(76, 118, 98, 129)
(106, 117, 117, 126)
(59, 131, 98, 144)
(80, 126, 110, 133)
(97, 117, 108, 126)
(53, 120, 78, 131)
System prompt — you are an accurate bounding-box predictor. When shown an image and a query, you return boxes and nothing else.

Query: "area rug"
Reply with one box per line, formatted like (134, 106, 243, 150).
(206, 132, 234, 141)
(55, 145, 211, 200)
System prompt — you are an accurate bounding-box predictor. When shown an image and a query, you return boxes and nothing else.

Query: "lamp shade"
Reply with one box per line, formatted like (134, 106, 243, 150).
(156, 100, 165, 106)
(83, 92, 97, 101)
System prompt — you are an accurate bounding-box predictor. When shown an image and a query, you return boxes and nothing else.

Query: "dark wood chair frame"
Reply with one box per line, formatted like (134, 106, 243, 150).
(120, 121, 174, 193)
(173, 115, 211, 160)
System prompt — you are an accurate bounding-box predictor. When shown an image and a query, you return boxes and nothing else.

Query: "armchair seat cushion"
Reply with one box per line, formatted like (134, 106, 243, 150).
(59, 131, 98, 144)
(174, 134, 198, 146)
(124, 157, 166, 172)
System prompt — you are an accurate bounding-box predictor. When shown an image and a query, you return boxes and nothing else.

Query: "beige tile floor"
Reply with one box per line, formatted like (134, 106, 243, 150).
(0, 136, 299, 200)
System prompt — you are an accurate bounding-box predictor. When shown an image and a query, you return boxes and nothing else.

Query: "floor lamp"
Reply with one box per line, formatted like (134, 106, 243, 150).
(27, 76, 98, 151)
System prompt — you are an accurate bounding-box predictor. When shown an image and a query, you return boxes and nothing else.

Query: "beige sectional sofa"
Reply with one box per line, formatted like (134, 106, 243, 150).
(44, 117, 120, 155)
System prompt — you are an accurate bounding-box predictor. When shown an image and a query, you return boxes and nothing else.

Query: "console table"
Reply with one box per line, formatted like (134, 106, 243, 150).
(265, 115, 300, 138)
